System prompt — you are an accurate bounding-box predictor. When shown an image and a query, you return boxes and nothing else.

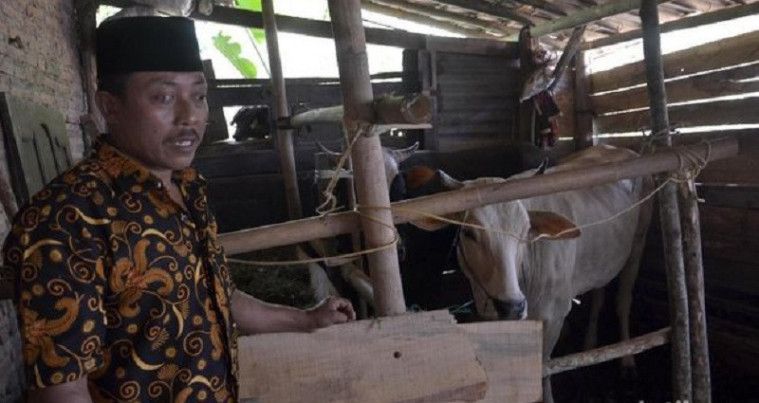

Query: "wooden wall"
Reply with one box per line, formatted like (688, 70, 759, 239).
(584, 28, 759, 392)
(194, 77, 408, 232)
(404, 48, 521, 151)
(198, 44, 526, 233)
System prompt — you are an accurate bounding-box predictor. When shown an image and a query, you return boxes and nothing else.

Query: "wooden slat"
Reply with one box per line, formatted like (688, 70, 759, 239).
(595, 97, 759, 134)
(592, 63, 759, 115)
(237, 311, 543, 402)
(584, 2, 759, 50)
(590, 29, 759, 94)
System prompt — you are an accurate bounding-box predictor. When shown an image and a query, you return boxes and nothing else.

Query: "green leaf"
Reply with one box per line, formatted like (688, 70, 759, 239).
(236, 0, 262, 12)
(212, 32, 258, 78)
(235, 0, 266, 45)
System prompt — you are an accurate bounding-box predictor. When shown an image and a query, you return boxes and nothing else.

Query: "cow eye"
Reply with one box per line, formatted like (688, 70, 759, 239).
(461, 228, 477, 241)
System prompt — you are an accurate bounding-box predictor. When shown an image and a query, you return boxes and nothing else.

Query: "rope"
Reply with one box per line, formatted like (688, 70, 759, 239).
(315, 122, 369, 215)
(231, 120, 401, 268)
(227, 210, 400, 267)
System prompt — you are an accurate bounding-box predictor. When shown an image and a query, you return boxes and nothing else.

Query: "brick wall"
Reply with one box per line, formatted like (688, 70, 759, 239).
(0, 1, 86, 398)
(0, 0, 86, 235)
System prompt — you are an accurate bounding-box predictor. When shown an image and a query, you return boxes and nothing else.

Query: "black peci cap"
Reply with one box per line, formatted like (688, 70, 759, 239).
(96, 16, 203, 77)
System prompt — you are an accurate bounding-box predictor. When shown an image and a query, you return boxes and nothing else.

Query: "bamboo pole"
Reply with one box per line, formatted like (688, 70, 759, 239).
(510, 0, 669, 39)
(640, 0, 692, 400)
(262, 0, 302, 220)
(219, 137, 739, 254)
(287, 94, 433, 128)
(678, 180, 712, 403)
(585, 2, 759, 49)
(328, 0, 406, 316)
(545, 327, 670, 376)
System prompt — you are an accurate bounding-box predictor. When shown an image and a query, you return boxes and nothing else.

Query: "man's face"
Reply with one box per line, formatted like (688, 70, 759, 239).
(101, 71, 208, 173)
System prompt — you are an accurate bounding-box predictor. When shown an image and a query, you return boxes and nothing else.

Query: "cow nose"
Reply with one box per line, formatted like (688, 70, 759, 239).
(492, 298, 527, 320)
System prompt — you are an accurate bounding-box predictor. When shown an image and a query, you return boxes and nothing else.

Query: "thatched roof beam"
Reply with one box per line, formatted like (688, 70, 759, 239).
(431, 0, 536, 26)
(584, 1, 759, 49)
(365, 0, 516, 36)
(361, 1, 501, 39)
(509, 0, 670, 39)
(512, 0, 568, 17)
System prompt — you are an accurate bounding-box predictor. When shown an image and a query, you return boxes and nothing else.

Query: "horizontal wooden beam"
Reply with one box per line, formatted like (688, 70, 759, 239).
(545, 327, 670, 376)
(590, 28, 759, 94)
(219, 137, 740, 254)
(286, 94, 432, 130)
(595, 97, 759, 134)
(592, 62, 759, 115)
(508, 0, 669, 39)
(584, 2, 759, 49)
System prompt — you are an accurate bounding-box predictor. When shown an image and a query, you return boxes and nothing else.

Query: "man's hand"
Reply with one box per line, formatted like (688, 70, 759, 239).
(306, 296, 356, 329)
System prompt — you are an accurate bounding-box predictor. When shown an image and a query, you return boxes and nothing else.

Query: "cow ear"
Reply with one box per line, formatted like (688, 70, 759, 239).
(527, 211, 580, 240)
(405, 165, 437, 190)
(409, 211, 464, 232)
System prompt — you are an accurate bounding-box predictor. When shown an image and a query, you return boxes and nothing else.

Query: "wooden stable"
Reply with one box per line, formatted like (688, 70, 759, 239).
(1, 0, 758, 402)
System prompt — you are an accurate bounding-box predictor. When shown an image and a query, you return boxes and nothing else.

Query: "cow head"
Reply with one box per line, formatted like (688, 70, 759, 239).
(410, 170, 580, 321)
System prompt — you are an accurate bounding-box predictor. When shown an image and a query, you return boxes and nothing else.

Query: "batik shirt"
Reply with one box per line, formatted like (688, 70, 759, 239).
(2, 140, 239, 402)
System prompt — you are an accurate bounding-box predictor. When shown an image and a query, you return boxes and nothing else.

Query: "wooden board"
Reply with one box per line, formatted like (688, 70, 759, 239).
(594, 97, 759, 135)
(591, 63, 759, 115)
(237, 310, 542, 403)
(459, 321, 542, 403)
(590, 29, 759, 94)
(0, 93, 73, 205)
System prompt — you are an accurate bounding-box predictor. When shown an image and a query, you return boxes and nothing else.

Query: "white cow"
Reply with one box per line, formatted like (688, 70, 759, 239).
(412, 145, 653, 402)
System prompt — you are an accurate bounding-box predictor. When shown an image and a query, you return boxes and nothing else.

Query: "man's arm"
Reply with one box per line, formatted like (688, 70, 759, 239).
(27, 376, 92, 403)
(230, 290, 356, 335)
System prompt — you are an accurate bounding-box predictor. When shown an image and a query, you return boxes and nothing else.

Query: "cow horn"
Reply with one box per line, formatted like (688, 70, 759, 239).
(533, 157, 550, 176)
(391, 142, 419, 164)
(315, 141, 343, 157)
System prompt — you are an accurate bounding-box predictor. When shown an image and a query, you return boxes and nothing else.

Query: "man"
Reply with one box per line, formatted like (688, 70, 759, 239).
(2, 16, 355, 402)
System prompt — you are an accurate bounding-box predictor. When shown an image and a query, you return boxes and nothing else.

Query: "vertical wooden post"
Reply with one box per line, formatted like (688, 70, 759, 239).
(262, 0, 302, 220)
(573, 51, 594, 150)
(640, 0, 692, 401)
(328, 0, 406, 316)
(679, 180, 712, 403)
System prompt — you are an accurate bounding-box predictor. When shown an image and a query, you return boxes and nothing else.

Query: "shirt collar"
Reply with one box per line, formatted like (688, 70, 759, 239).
(93, 136, 203, 192)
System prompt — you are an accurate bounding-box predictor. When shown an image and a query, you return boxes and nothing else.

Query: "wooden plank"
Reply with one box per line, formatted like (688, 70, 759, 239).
(237, 311, 490, 402)
(590, 29, 759, 94)
(584, 2, 759, 50)
(0, 93, 73, 205)
(595, 97, 759, 134)
(592, 63, 759, 115)
(459, 321, 542, 403)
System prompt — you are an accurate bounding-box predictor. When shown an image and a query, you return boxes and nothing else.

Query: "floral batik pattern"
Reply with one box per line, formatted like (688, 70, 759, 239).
(2, 139, 239, 402)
